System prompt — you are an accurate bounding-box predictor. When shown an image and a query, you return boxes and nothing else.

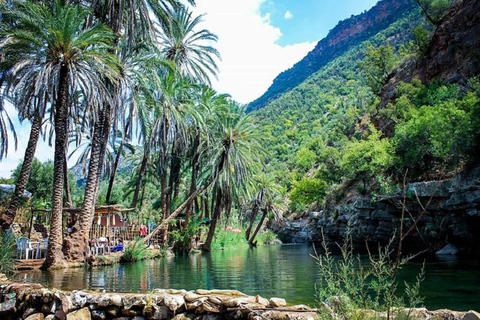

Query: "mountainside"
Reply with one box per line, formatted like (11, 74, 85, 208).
(262, 0, 480, 255)
(247, 0, 416, 112)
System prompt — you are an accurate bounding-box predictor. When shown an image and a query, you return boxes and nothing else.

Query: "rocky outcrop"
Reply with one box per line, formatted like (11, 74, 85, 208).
(274, 166, 480, 255)
(0, 281, 319, 320)
(377, 0, 480, 128)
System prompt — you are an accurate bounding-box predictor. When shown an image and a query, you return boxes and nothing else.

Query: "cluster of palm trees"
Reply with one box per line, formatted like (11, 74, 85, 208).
(0, 0, 279, 268)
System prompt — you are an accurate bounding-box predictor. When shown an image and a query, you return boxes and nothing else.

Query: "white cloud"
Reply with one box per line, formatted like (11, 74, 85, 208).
(284, 10, 293, 20)
(192, 0, 315, 104)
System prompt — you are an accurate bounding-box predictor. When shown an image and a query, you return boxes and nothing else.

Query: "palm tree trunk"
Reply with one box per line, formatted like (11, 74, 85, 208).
(44, 65, 69, 269)
(63, 110, 104, 262)
(184, 134, 200, 228)
(131, 144, 150, 209)
(204, 195, 209, 220)
(0, 111, 41, 231)
(203, 187, 223, 251)
(106, 138, 124, 204)
(224, 193, 232, 227)
(63, 152, 72, 208)
(245, 202, 259, 242)
(248, 207, 268, 247)
(159, 117, 170, 219)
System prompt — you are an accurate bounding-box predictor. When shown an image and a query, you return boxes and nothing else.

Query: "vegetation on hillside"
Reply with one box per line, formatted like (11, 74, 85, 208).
(252, 1, 478, 212)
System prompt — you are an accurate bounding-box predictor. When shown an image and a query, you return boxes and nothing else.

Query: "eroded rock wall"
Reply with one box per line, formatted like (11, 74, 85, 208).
(274, 167, 480, 255)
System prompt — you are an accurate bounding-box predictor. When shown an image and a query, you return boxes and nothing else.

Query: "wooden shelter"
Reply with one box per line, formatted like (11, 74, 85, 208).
(30, 205, 139, 243)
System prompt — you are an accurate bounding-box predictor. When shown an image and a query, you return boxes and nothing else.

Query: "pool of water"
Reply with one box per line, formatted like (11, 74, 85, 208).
(14, 245, 480, 311)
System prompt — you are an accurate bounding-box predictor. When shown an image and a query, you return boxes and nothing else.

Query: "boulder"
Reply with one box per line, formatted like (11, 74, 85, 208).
(435, 243, 459, 255)
(463, 310, 480, 320)
(268, 297, 287, 308)
(67, 307, 91, 320)
(25, 313, 45, 320)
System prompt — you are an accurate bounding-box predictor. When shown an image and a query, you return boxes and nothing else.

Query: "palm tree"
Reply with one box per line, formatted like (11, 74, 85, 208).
(0, 0, 119, 267)
(202, 102, 265, 251)
(156, 5, 220, 85)
(66, 0, 192, 261)
(246, 172, 283, 246)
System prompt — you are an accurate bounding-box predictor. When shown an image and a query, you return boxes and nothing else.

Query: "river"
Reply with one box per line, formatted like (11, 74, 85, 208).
(14, 245, 480, 311)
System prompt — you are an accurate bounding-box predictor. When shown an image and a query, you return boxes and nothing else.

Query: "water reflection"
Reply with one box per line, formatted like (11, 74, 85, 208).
(14, 245, 480, 310)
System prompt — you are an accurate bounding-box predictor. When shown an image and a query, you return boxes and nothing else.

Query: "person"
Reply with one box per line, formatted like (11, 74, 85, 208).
(111, 238, 124, 252)
(139, 224, 147, 237)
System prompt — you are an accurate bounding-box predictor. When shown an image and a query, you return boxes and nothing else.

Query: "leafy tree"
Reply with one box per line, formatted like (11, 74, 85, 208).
(358, 41, 398, 93)
(289, 177, 328, 210)
(414, 0, 451, 25)
(342, 124, 394, 181)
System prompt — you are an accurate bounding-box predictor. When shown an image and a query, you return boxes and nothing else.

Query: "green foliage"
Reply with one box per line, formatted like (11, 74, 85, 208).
(342, 125, 394, 179)
(414, 0, 451, 25)
(315, 233, 425, 319)
(392, 82, 480, 175)
(358, 41, 398, 93)
(0, 231, 16, 275)
(170, 221, 206, 253)
(120, 240, 148, 262)
(11, 158, 79, 208)
(211, 227, 248, 251)
(256, 229, 279, 245)
(290, 177, 328, 209)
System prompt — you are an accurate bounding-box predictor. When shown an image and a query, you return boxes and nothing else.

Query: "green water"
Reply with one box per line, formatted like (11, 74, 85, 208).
(14, 245, 480, 311)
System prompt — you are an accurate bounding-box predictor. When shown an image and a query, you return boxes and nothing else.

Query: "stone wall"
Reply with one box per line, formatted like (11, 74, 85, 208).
(0, 280, 319, 320)
(274, 166, 480, 255)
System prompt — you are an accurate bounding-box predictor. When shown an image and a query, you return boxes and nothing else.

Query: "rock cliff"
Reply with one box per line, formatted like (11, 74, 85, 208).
(274, 166, 480, 255)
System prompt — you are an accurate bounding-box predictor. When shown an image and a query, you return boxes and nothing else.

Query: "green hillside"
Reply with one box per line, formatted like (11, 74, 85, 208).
(251, 5, 480, 210)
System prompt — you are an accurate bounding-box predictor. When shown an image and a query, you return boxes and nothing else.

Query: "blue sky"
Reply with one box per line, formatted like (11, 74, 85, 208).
(1, 0, 380, 178)
(260, 0, 379, 46)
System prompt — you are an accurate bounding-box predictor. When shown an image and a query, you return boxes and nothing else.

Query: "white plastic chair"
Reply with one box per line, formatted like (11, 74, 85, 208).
(16, 238, 35, 260)
(35, 238, 48, 259)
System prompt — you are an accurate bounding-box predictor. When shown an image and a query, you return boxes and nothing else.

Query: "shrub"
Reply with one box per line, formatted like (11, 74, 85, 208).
(120, 240, 148, 262)
(314, 231, 424, 319)
(0, 231, 16, 275)
(256, 229, 279, 245)
(211, 226, 248, 251)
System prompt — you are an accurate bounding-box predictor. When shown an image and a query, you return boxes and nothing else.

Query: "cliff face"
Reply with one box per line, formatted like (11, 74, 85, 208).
(378, 0, 480, 114)
(247, 0, 415, 112)
(274, 166, 480, 255)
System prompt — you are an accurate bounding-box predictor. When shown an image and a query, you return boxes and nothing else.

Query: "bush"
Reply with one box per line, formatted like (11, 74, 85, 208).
(120, 240, 148, 262)
(314, 231, 424, 319)
(211, 227, 248, 251)
(0, 231, 16, 275)
(256, 230, 279, 245)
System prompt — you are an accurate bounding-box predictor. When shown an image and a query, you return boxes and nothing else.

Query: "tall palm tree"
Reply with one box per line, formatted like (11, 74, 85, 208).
(65, 0, 192, 262)
(0, 0, 119, 267)
(202, 102, 265, 251)
(156, 5, 220, 85)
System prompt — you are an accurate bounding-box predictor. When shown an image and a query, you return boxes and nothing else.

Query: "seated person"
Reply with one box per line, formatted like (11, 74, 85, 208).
(111, 239, 124, 252)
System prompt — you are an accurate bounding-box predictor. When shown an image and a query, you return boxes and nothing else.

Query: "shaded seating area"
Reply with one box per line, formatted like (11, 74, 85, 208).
(16, 237, 48, 260)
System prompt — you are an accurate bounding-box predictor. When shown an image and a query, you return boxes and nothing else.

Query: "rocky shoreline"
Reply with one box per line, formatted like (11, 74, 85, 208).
(0, 277, 479, 320)
(274, 166, 480, 256)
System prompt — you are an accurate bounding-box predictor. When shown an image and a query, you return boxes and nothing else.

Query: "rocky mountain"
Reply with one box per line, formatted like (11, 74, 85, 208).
(272, 0, 480, 255)
(247, 0, 415, 112)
